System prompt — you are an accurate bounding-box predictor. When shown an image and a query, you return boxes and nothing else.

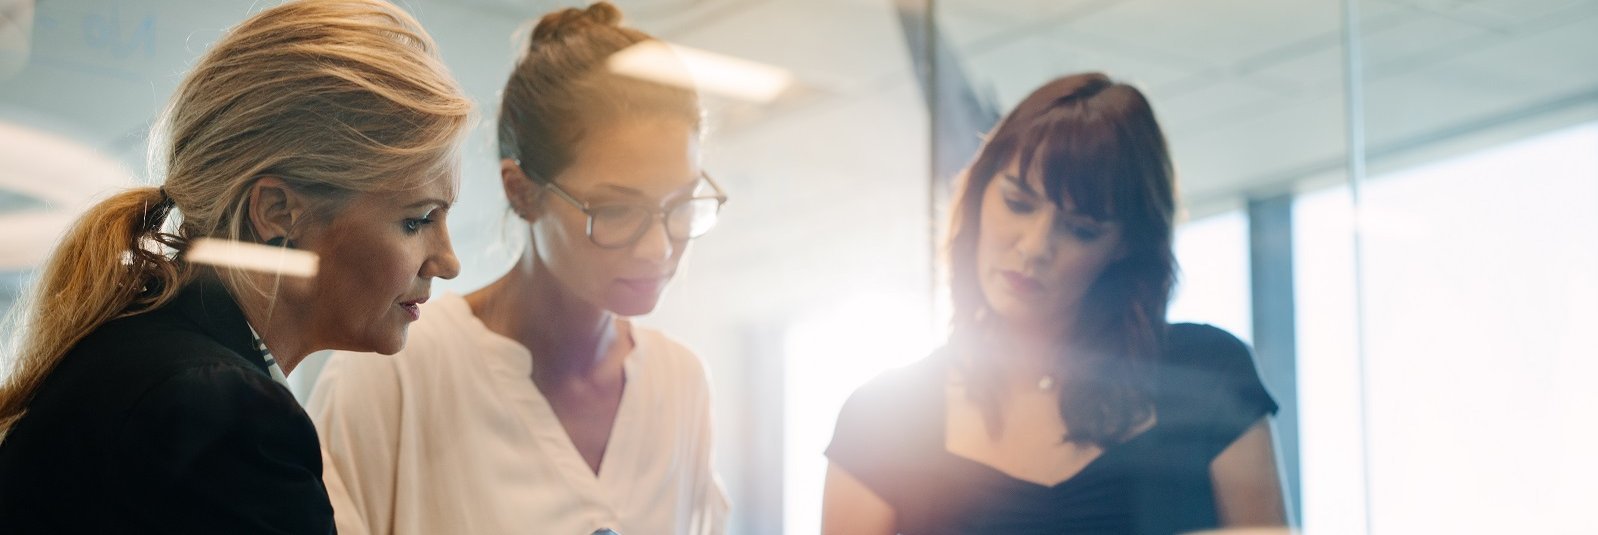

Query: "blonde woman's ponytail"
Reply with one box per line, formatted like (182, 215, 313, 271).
(0, 187, 187, 433)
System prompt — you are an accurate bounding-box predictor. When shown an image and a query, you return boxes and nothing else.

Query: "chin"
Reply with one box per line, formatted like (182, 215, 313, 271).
(363, 329, 408, 355)
(986, 296, 1047, 326)
(609, 298, 662, 317)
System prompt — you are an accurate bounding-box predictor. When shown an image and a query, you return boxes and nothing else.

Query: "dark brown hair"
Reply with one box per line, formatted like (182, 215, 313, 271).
(497, 1, 701, 185)
(946, 73, 1177, 447)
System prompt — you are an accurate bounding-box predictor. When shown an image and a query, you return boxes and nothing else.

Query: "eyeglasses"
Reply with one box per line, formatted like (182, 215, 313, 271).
(543, 172, 727, 249)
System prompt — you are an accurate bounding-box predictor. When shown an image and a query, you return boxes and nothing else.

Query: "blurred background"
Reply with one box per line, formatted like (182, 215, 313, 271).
(2, 0, 1595, 533)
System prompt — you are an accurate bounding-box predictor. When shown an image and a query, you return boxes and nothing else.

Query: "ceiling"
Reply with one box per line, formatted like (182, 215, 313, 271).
(2, 0, 1595, 278)
(3, 6, 1593, 525)
(447, 0, 1598, 204)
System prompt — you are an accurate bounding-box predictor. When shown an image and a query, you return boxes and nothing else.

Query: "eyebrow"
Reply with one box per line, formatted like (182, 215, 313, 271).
(404, 198, 451, 211)
(596, 183, 646, 197)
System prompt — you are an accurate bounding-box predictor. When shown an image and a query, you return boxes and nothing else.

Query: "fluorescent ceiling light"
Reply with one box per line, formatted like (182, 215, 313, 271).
(608, 40, 793, 103)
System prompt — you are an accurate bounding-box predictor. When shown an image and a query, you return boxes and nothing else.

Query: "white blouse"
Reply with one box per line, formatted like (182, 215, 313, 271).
(307, 294, 728, 535)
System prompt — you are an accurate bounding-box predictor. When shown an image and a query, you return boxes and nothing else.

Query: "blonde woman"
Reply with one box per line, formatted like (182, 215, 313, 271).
(310, 3, 728, 534)
(0, 0, 470, 532)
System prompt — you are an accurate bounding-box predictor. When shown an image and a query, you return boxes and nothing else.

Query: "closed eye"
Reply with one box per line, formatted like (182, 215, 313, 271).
(1052, 214, 1111, 241)
(1004, 195, 1036, 215)
(1059, 222, 1104, 241)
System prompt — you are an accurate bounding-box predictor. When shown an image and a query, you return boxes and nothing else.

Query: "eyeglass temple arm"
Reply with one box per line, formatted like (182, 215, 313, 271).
(702, 172, 728, 202)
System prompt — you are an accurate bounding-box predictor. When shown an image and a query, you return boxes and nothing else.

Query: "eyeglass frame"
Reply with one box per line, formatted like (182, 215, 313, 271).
(538, 171, 728, 249)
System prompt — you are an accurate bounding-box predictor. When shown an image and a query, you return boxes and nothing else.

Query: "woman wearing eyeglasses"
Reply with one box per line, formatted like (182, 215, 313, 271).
(307, 3, 728, 535)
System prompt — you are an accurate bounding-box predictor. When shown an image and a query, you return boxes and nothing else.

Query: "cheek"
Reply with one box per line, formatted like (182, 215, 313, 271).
(531, 214, 613, 289)
(1046, 242, 1119, 291)
(317, 229, 416, 306)
(530, 207, 589, 251)
(975, 226, 998, 273)
(975, 208, 1017, 267)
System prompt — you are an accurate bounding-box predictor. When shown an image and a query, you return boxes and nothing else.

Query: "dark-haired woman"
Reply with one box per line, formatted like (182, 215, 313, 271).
(309, 3, 728, 535)
(821, 73, 1286, 535)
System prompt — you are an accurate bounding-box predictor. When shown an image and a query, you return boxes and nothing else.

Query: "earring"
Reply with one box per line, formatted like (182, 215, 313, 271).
(265, 236, 296, 249)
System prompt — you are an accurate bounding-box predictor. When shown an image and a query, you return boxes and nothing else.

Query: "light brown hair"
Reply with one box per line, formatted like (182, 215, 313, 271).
(497, 1, 701, 185)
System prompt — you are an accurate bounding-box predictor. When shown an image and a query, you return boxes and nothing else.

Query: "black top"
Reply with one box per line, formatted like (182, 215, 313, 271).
(0, 275, 334, 534)
(826, 323, 1277, 535)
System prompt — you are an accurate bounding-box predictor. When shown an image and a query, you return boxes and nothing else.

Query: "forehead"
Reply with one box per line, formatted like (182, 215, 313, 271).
(362, 169, 458, 210)
(996, 156, 1064, 203)
(423, 167, 461, 195)
(561, 119, 701, 195)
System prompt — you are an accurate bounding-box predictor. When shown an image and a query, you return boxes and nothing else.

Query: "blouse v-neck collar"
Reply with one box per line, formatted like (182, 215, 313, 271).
(933, 349, 1157, 492)
(448, 294, 645, 491)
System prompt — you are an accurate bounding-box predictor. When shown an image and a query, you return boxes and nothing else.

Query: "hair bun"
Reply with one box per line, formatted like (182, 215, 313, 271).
(531, 2, 623, 44)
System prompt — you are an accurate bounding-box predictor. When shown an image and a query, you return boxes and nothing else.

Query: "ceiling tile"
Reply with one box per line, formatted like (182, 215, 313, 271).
(1064, 0, 1344, 68)
(965, 30, 1203, 108)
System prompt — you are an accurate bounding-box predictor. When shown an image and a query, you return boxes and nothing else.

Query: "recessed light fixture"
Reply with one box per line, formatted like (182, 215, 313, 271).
(608, 40, 793, 103)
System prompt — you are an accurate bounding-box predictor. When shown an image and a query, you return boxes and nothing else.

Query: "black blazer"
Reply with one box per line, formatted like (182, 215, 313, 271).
(0, 275, 334, 534)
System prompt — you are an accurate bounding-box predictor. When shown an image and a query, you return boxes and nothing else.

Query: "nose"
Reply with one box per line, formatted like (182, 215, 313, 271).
(424, 230, 461, 280)
(1015, 212, 1055, 266)
(630, 215, 676, 263)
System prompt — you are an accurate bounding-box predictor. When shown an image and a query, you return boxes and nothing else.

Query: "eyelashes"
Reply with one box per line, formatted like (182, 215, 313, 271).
(403, 211, 440, 234)
(1004, 196, 1036, 215)
(403, 218, 432, 234)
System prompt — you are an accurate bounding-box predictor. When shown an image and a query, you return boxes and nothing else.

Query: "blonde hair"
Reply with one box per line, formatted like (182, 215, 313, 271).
(0, 0, 472, 434)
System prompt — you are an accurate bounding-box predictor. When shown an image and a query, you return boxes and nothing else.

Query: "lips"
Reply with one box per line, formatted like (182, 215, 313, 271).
(398, 296, 428, 321)
(1000, 270, 1045, 295)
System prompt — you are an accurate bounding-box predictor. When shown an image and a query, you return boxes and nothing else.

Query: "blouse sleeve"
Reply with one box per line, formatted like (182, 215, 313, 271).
(824, 365, 925, 507)
(305, 352, 407, 535)
(111, 364, 334, 534)
(1161, 324, 1279, 459)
